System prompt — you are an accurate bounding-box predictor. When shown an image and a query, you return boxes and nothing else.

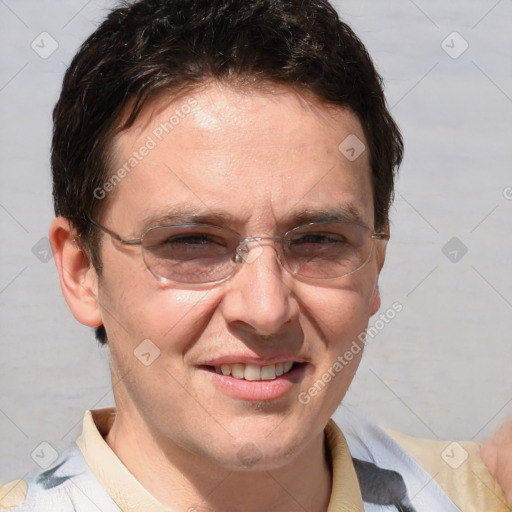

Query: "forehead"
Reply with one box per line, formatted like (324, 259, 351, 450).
(105, 82, 374, 232)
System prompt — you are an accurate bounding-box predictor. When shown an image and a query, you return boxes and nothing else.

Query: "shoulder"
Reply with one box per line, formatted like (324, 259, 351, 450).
(0, 443, 120, 512)
(0, 479, 28, 510)
(384, 426, 511, 512)
(332, 410, 511, 512)
(1, 444, 85, 511)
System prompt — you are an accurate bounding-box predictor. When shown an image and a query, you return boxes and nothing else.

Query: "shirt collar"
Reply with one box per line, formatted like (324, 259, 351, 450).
(76, 408, 364, 512)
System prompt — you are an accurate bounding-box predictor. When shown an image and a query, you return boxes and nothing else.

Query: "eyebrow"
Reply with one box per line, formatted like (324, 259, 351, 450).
(284, 206, 367, 228)
(137, 203, 368, 233)
(138, 207, 236, 233)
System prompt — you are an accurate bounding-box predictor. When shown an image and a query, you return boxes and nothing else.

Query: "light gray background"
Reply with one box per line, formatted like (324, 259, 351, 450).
(1, 0, 511, 483)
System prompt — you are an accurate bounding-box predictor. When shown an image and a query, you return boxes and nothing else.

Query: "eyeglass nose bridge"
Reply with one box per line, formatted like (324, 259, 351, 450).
(235, 236, 285, 265)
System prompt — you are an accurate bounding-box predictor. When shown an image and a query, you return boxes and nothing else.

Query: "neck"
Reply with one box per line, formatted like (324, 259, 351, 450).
(105, 409, 332, 512)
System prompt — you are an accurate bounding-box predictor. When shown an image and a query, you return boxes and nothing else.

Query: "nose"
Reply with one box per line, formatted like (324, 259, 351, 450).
(218, 242, 299, 336)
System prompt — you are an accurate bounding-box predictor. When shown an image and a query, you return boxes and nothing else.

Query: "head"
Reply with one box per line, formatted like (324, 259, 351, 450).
(50, 0, 402, 471)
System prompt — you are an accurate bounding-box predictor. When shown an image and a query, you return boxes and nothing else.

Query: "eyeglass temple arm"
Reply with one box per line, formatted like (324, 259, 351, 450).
(371, 233, 390, 241)
(88, 218, 143, 245)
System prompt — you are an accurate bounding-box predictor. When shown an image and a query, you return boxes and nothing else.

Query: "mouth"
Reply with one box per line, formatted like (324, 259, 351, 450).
(198, 357, 309, 401)
(201, 361, 301, 381)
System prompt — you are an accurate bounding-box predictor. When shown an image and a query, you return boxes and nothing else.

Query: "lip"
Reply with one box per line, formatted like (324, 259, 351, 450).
(198, 362, 309, 401)
(201, 354, 307, 367)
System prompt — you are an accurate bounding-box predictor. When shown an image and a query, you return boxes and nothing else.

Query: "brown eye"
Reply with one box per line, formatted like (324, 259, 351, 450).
(288, 233, 347, 245)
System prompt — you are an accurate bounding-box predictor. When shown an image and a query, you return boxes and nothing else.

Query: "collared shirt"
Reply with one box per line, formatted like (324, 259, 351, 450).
(76, 409, 365, 511)
(0, 408, 509, 511)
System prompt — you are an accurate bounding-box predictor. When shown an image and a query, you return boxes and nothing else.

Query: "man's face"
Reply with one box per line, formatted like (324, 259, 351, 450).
(93, 83, 383, 469)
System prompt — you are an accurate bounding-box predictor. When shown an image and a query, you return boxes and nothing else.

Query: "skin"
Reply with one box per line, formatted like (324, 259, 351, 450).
(50, 82, 383, 511)
(49, 81, 512, 509)
(65, 76, 512, 512)
(481, 421, 512, 502)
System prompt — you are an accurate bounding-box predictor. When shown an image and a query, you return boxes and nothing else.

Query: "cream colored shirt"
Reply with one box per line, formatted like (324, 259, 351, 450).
(76, 409, 365, 512)
(1, 407, 509, 511)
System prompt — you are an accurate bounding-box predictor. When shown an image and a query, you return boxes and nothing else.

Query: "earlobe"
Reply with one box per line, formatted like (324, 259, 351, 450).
(369, 284, 381, 316)
(369, 234, 387, 316)
(49, 217, 103, 328)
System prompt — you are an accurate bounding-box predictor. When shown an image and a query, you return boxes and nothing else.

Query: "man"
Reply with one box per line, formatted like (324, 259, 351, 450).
(0, 0, 509, 510)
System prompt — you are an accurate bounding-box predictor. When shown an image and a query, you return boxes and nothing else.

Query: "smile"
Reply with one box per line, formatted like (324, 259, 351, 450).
(212, 362, 295, 381)
(200, 361, 308, 401)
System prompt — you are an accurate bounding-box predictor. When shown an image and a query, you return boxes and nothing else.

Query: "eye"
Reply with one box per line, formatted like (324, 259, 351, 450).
(156, 233, 226, 253)
(289, 233, 348, 245)
(286, 221, 369, 251)
(144, 228, 231, 261)
(163, 234, 218, 246)
(286, 232, 350, 261)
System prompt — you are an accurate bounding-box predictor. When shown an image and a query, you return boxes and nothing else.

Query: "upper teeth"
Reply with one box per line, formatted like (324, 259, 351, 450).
(215, 362, 294, 381)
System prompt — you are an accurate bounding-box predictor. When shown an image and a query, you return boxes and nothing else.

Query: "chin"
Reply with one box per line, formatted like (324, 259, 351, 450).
(210, 442, 303, 472)
(220, 425, 312, 471)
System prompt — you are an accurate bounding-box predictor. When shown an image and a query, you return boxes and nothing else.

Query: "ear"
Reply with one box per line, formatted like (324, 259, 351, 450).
(369, 231, 388, 316)
(369, 284, 381, 316)
(49, 217, 103, 328)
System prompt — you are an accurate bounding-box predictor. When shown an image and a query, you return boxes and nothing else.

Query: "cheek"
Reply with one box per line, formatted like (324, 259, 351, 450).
(98, 265, 221, 358)
(304, 273, 378, 342)
(312, 290, 371, 382)
(303, 277, 375, 371)
(300, 287, 371, 414)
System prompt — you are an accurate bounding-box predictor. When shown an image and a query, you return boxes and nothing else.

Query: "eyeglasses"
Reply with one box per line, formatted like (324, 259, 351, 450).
(89, 218, 388, 285)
